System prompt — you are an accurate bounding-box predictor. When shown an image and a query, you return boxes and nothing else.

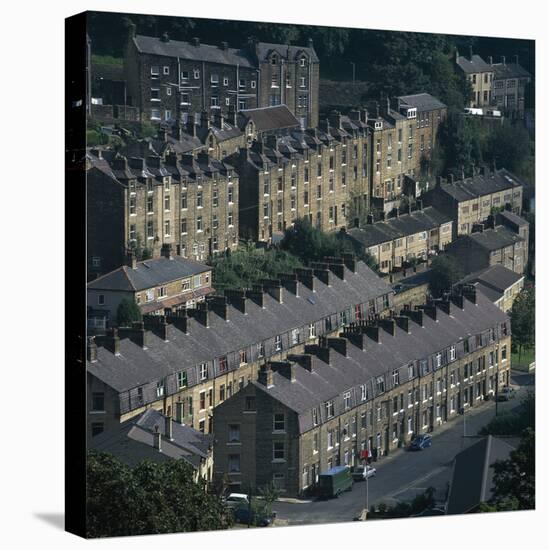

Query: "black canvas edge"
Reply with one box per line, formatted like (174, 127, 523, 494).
(65, 11, 88, 539)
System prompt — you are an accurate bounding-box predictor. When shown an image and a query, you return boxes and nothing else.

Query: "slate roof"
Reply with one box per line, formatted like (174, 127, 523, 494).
(239, 105, 301, 132)
(461, 264, 524, 293)
(447, 436, 516, 514)
(344, 207, 452, 249)
(466, 226, 525, 251)
(492, 63, 531, 80)
(87, 262, 393, 393)
(252, 292, 508, 433)
(436, 168, 523, 202)
(498, 210, 529, 228)
(90, 408, 212, 469)
(456, 54, 493, 74)
(133, 35, 255, 68)
(255, 42, 319, 63)
(87, 256, 210, 292)
(398, 93, 447, 112)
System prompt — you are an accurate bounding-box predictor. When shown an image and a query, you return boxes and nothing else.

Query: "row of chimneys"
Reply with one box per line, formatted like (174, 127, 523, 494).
(256, 289, 478, 387)
(126, 243, 174, 269)
(435, 163, 497, 187)
(472, 214, 497, 233)
(362, 201, 424, 225)
(151, 404, 195, 451)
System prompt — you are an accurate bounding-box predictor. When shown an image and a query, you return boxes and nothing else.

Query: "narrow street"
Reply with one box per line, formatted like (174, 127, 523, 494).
(272, 371, 534, 526)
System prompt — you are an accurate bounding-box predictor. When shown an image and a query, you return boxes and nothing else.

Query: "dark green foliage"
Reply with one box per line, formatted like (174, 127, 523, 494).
(258, 482, 281, 516)
(86, 129, 109, 147)
(369, 488, 435, 519)
(428, 255, 463, 298)
(116, 298, 142, 327)
(479, 391, 535, 436)
(138, 122, 157, 139)
(211, 243, 304, 291)
(281, 217, 377, 270)
(86, 451, 232, 538)
(129, 234, 152, 260)
(490, 429, 535, 511)
(510, 287, 535, 360)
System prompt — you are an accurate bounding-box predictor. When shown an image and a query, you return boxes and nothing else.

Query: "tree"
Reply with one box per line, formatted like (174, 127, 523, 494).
(258, 482, 281, 516)
(479, 390, 535, 436)
(428, 255, 463, 298)
(86, 451, 232, 537)
(510, 287, 535, 363)
(116, 298, 142, 327)
(490, 428, 535, 511)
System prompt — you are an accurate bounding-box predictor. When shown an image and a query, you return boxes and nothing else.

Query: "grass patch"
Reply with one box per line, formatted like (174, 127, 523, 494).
(512, 347, 535, 371)
(91, 54, 123, 66)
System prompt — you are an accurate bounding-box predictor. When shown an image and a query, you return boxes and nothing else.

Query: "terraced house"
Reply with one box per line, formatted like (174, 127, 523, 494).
(231, 110, 370, 242)
(86, 148, 238, 277)
(124, 29, 319, 127)
(213, 287, 511, 496)
(341, 205, 453, 273)
(425, 167, 523, 239)
(86, 258, 394, 441)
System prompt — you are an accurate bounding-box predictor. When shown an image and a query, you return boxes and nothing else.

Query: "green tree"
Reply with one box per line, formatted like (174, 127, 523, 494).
(479, 390, 535, 436)
(490, 429, 535, 511)
(510, 287, 535, 363)
(86, 451, 232, 537)
(258, 482, 281, 516)
(428, 255, 463, 298)
(116, 298, 142, 327)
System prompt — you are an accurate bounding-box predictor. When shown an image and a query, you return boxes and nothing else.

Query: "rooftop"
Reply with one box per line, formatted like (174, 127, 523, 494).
(239, 105, 301, 133)
(492, 62, 531, 80)
(466, 225, 525, 251)
(87, 256, 211, 292)
(460, 264, 524, 299)
(397, 93, 447, 112)
(456, 54, 493, 74)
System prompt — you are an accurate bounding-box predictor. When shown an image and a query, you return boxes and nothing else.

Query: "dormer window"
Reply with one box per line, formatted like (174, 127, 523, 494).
(300, 57, 306, 67)
(271, 55, 278, 65)
(407, 108, 417, 119)
(375, 121, 383, 130)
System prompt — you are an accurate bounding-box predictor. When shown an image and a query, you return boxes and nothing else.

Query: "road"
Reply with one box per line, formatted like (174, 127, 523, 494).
(272, 371, 534, 526)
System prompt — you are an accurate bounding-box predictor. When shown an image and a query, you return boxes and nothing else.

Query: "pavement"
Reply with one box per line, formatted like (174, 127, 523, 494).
(272, 370, 534, 526)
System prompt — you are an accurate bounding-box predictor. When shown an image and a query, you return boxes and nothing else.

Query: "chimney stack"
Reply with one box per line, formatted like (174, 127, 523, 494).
(160, 32, 170, 43)
(501, 55, 506, 66)
(220, 41, 229, 51)
(246, 287, 265, 308)
(192, 37, 200, 47)
(209, 295, 229, 320)
(164, 414, 174, 441)
(105, 328, 120, 356)
(87, 337, 98, 362)
(463, 285, 477, 304)
(193, 303, 210, 327)
(258, 363, 274, 387)
(488, 56, 493, 65)
(153, 426, 162, 451)
(305, 343, 331, 365)
(200, 110, 210, 128)
(486, 214, 496, 230)
(288, 353, 315, 373)
(401, 308, 424, 327)
(514, 54, 519, 65)
(394, 316, 411, 333)
(469, 45, 473, 61)
(327, 337, 348, 356)
(294, 267, 315, 291)
(365, 324, 381, 343)
(261, 279, 284, 303)
(342, 253, 357, 273)
(379, 318, 396, 336)
(271, 361, 297, 382)
(449, 173, 455, 184)
(224, 289, 247, 313)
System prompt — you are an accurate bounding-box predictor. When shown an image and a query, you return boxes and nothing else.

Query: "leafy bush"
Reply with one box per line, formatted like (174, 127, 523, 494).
(116, 298, 142, 327)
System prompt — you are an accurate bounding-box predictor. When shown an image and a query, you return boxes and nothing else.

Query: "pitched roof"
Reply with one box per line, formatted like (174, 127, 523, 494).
(492, 63, 531, 80)
(447, 436, 516, 514)
(239, 105, 301, 132)
(133, 35, 255, 68)
(398, 93, 447, 112)
(90, 408, 212, 468)
(87, 256, 210, 292)
(456, 54, 493, 74)
(435, 168, 523, 202)
(251, 293, 507, 433)
(344, 207, 452, 248)
(87, 262, 393, 393)
(498, 210, 529, 228)
(461, 264, 524, 294)
(466, 226, 525, 251)
(255, 42, 319, 63)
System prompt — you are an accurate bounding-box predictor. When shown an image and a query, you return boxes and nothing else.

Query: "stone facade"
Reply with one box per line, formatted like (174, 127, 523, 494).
(213, 290, 511, 496)
(86, 148, 238, 277)
(456, 49, 494, 108)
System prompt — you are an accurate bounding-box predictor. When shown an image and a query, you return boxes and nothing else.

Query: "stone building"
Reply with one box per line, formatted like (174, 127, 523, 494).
(456, 48, 494, 108)
(230, 111, 371, 242)
(342, 205, 453, 273)
(424, 167, 523, 239)
(490, 56, 531, 120)
(212, 288, 511, 496)
(444, 216, 528, 276)
(86, 147, 238, 278)
(90, 408, 214, 483)
(124, 29, 319, 127)
(86, 258, 394, 441)
(87, 247, 213, 332)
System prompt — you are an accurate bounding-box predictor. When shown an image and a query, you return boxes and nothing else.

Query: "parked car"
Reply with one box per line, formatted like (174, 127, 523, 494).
(350, 465, 377, 481)
(409, 434, 432, 451)
(233, 506, 273, 527)
(496, 386, 516, 401)
(223, 493, 250, 509)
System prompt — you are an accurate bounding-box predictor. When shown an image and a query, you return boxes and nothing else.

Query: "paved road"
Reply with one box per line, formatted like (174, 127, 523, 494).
(272, 371, 534, 526)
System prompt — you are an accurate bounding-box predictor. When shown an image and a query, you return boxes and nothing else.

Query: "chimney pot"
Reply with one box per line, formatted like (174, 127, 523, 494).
(153, 427, 162, 451)
(164, 414, 173, 441)
(192, 37, 200, 47)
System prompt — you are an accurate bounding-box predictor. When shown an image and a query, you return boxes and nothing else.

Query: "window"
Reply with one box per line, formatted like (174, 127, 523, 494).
(177, 371, 188, 389)
(226, 424, 240, 444)
(312, 408, 319, 426)
(392, 369, 400, 386)
(219, 356, 228, 373)
(219, 384, 226, 402)
(501, 345, 507, 362)
(376, 376, 385, 394)
(361, 384, 367, 401)
(164, 194, 170, 211)
(435, 353, 442, 368)
(150, 88, 160, 101)
(91, 392, 104, 411)
(275, 335, 282, 351)
(273, 441, 285, 461)
(228, 454, 240, 472)
(291, 328, 300, 346)
(343, 391, 352, 410)
(325, 400, 335, 419)
(273, 413, 285, 432)
(150, 65, 160, 77)
(245, 396, 256, 411)
(199, 363, 208, 381)
(450, 345, 456, 361)
(196, 216, 203, 232)
(156, 380, 165, 398)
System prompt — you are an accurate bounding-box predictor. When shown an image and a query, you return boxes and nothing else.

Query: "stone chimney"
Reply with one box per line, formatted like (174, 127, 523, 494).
(435, 299, 452, 316)
(220, 41, 229, 51)
(258, 363, 274, 387)
(514, 54, 519, 65)
(342, 254, 357, 273)
(450, 293, 465, 310)
(449, 173, 455, 184)
(486, 214, 496, 230)
(87, 337, 98, 362)
(501, 55, 506, 66)
(160, 32, 170, 43)
(193, 302, 210, 327)
(209, 295, 229, 320)
(261, 279, 284, 303)
(294, 268, 315, 291)
(144, 315, 170, 341)
(278, 273, 300, 296)
(365, 324, 381, 343)
(246, 287, 265, 308)
(213, 111, 225, 129)
(324, 257, 345, 280)
(379, 318, 396, 336)
(200, 110, 210, 128)
(105, 328, 120, 356)
(463, 285, 477, 304)
(488, 56, 493, 65)
(305, 343, 331, 365)
(288, 353, 315, 373)
(394, 316, 410, 334)
(153, 426, 162, 451)
(469, 45, 473, 61)
(168, 310, 190, 334)
(421, 303, 438, 321)
(224, 289, 247, 314)
(126, 249, 137, 269)
(308, 38, 314, 49)
(192, 37, 200, 47)
(367, 213, 374, 225)
(327, 337, 348, 356)
(164, 414, 173, 441)
(271, 361, 297, 382)
(312, 265, 331, 286)
(401, 308, 424, 327)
